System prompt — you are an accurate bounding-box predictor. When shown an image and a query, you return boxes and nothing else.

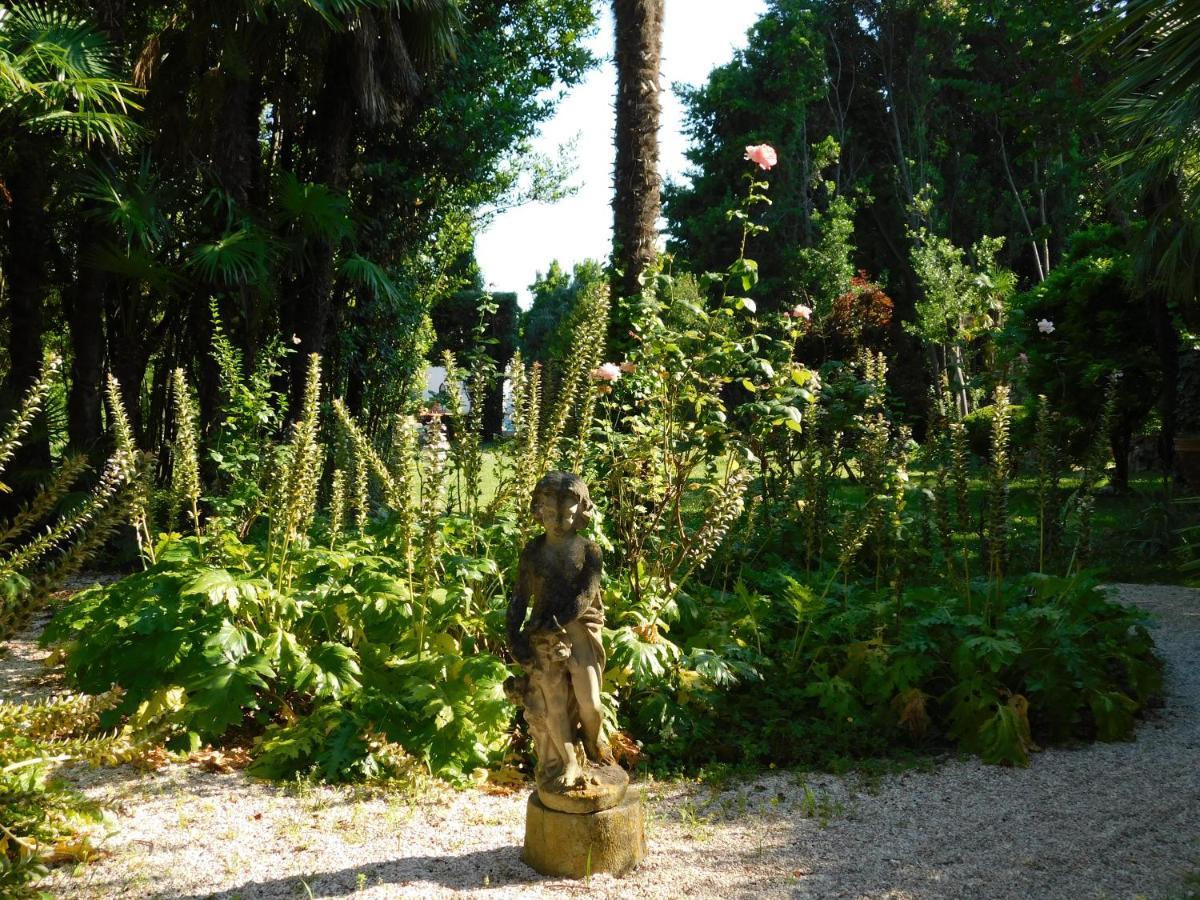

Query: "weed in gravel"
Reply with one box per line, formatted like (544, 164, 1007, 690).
(717, 791, 750, 821)
(382, 799, 416, 830)
(274, 815, 307, 845)
(797, 782, 844, 828)
(677, 798, 715, 841)
(346, 804, 375, 844)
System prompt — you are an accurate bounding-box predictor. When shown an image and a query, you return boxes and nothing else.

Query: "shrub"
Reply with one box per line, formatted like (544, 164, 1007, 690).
(0, 358, 146, 896)
(1009, 224, 1160, 486)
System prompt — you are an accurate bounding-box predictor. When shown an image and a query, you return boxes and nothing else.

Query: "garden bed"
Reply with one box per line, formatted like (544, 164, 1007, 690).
(19, 583, 1200, 899)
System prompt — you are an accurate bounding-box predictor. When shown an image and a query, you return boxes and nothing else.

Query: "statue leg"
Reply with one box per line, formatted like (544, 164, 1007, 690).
(564, 619, 607, 762)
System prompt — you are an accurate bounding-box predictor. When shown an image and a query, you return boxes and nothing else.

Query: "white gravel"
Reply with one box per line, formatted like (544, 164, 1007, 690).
(10, 583, 1198, 899)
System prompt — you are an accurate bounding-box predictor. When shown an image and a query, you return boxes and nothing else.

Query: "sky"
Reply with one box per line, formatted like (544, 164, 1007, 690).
(473, 0, 767, 306)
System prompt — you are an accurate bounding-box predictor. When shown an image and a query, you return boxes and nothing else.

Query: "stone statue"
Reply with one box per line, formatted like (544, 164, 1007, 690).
(506, 471, 627, 814)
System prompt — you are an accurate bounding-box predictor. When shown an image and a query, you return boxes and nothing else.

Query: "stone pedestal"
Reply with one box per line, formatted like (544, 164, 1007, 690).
(522, 788, 646, 878)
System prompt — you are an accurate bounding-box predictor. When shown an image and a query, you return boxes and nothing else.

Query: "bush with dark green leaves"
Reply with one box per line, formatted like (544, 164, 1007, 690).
(43, 526, 516, 785)
(1008, 225, 1160, 486)
(610, 566, 1160, 770)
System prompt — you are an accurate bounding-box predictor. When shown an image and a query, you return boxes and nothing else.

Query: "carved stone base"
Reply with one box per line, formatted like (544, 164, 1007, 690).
(538, 761, 628, 813)
(522, 788, 646, 879)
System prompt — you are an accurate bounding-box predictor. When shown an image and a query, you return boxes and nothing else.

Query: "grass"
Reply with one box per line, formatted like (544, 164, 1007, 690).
(956, 469, 1196, 585)
(466, 447, 1197, 587)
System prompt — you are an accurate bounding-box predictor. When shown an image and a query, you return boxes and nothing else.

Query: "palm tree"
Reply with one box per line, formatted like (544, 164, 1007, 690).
(0, 6, 138, 477)
(283, 0, 462, 411)
(611, 0, 664, 305)
(1090, 0, 1200, 467)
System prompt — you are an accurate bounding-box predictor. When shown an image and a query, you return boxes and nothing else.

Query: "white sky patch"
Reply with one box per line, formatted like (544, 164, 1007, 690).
(475, 0, 767, 307)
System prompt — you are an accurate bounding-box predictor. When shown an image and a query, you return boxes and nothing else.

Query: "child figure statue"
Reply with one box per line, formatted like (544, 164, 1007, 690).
(506, 471, 627, 814)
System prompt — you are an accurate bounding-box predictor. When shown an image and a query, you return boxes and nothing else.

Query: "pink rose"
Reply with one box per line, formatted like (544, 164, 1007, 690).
(744, 144, 778, 170)
(591, 363, 622, 382)
(1037, 319, 1055, 335)
(789, 304, 812, 320)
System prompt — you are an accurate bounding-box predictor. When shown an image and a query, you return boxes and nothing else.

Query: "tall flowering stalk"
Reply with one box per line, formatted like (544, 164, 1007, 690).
(386, 412, 420, 567)
(415, 414, 449, 657)
(0, 454, 87, 551)
(0, 451, 132, 578)
(540, 281, 609, 472)
(928, 385, 955, 563)
(887, 426, 912, 600)
(462, 356, 490, 514)
(333, 399, 403, 509)
(1032, 394, 1060, 572)
(986, 384, 1011, 596)
(799, 408, 838, 570)
(516, 359, 542, 512)
(352, 449, 369, 532)
(170, 368, 202, 540)
(105, 374, 155, 564)
(1070, 375, 1119, 572)
(487, 354, 540, 521)
(269, 354, 324, 586)
(0, 356, 61, 484)
(328, 468, 346, 547)
(439, 351, 470, 513)
(648, 457, 751, 632)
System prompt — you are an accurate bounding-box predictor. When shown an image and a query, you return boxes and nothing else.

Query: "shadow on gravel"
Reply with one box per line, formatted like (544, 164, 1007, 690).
(169, 846, 545, 898)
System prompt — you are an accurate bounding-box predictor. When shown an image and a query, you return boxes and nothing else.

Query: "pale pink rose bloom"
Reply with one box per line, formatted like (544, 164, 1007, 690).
(790, 304, 812, 320)
(1018, 352, 1029, 364)
(591, 363, 622, 382)
(744, 144, 778, 170)
(619, 361, 636, 374)
(1037, 319, 1055, 334)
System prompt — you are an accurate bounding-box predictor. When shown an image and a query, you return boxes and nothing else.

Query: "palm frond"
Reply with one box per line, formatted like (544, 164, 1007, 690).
(339, 253, 401, 303)
(285, 0, 393, 29)
(78, 157, 168, 251)
(395, 0, 462, 66)
(275, 171, 356, 242)
(84, 243, 180, 294)
(5, 6, 117, 75)
(1091, 0, 1200, 196)
(0, 5, 141, 147)
(22, 109, 141, 146)
(186, 223, 275, 288)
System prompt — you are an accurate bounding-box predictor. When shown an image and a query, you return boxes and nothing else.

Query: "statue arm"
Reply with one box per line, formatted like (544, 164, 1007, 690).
(507, 551, 534, 665)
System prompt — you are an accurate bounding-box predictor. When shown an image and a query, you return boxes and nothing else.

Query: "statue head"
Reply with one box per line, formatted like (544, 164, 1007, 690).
(530, 471, 594, 536)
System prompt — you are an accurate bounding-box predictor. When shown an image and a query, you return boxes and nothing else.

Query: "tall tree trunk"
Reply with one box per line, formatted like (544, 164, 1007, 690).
(1147, 285, 1178, 473)
(196, 16, 269, 430)
(611, 0, 663, 305)
(67, 1, 125, 457)
(284, 30, 356, 413)
(66, 215, 107, 455)
(2, 146, 53, 488)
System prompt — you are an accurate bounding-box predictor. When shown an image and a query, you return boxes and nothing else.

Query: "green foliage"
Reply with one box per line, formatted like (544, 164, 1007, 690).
(521, 260, 606, 364)
(1009, 225, 1160, 482)
(0, 5, 140, 149)
(618, 569, 1158, 771)
(663, 3, 833, 307)
(0, 689, 125, 895)
(44, 525, 514, 783)
(0, 358, 139, 637)
(44, 341, 525, 786)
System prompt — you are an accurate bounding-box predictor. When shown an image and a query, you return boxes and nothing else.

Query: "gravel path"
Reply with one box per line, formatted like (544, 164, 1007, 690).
(10, 583, 1199, 899)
